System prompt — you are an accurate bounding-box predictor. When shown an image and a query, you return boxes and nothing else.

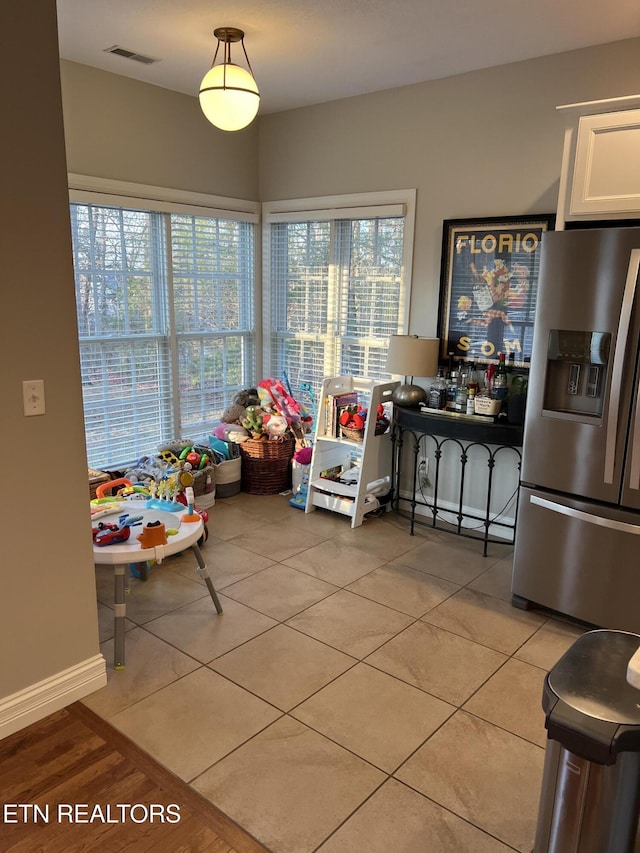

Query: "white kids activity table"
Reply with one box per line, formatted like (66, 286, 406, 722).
(92, 505, 222, 669)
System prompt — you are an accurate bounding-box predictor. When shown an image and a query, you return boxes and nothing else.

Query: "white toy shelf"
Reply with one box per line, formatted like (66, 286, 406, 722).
(305, 376, 398, 529)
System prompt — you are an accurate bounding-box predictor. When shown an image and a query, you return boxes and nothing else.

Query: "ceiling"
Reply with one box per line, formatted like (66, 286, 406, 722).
(56, 0, 640, 116)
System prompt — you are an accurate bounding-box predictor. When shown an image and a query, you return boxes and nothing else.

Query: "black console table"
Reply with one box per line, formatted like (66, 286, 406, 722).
(391, 406, 524, 555)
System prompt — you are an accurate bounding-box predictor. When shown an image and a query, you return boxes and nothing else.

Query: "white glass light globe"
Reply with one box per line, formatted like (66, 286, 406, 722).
(199, 63, 260, 131)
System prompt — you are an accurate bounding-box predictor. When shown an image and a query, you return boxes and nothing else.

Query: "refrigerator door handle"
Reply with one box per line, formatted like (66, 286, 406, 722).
(531, 495, 640, 535)
(604, 248, 640, 484)
(629, 372, 640, 491)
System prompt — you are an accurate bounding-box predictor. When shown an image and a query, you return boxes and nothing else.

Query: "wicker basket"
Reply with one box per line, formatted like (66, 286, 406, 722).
(238, 437, 295, 495)
(88, 468, 111, 500)
(340, 421, 389, 442)
(191, 464, 214, 498)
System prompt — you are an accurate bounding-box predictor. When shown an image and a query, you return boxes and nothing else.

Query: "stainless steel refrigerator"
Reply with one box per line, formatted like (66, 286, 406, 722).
(512, 226, 640, 632)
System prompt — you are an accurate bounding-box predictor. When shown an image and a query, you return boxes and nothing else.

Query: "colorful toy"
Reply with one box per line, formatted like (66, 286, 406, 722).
(177, 445, 210, 469)
(242, 405, 266, 437)
(146, 497, 184, 512)
(339, 407, 365, 430)
(92, 513, 143, 547)
(181, 487, 201, 523)
(213, 424, 248, 445)
(158, 448, 180, 466)
(294, 446, 313, 465)
(257, 378, 312, 427)
(94, 477, 133, 500)
(179, 468, 194, 488)
(290, 463, 310, 509)
(265, 414, 288, 437)
(90, 504, 125, 521)
(137, 520, 167, 548)
(186, 449, 201, 467)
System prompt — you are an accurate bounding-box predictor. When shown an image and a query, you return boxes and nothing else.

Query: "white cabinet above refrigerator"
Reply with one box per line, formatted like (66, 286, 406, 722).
(556, 94, 640, 229)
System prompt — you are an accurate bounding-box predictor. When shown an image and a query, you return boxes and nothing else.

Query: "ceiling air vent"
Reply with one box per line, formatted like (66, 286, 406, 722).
(103, 45, 160, 65)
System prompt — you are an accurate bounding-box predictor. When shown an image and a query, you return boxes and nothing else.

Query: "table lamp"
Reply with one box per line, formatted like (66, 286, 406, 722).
(386, 335, 440, 406)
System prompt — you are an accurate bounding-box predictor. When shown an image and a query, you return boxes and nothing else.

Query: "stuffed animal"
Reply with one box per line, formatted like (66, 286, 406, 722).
(257, 378, 313, 431)
(265, 414, 288, 437)
(214, 423, 249, 443)
(243, 405, 267, 437)
(294, 446, 313, 465)
(221, 403, 247, 425)
(234, 388, 261, 408)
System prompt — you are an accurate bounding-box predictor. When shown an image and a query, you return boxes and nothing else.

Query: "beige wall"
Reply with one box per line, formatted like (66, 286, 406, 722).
(60, 60, 259, 200)
(1, 4, 101, 700)
(259, 37, 640, 337)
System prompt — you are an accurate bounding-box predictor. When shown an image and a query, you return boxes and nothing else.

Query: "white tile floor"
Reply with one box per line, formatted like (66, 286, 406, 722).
(87, 493, 585, 853)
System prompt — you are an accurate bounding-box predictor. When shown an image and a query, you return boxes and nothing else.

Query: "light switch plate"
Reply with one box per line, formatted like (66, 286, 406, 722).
(23, 379, 45, 416)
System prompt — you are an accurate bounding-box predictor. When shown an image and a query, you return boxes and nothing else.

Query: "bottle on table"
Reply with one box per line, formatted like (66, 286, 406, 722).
(492, 352, 509, 402)
(428, 368, 447, 410)
(466, 358, 480, 395)
(459, 359, 470, 388)
(455, 381, 468, 413)
(484, 362, 495, 397)
(466, 387, 476, 415)
(456, 361, 471, 412)
(446, 365, 460, 411)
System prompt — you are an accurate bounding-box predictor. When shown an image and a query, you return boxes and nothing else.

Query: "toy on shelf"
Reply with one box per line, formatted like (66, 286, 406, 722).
(338, 403, 390, 441)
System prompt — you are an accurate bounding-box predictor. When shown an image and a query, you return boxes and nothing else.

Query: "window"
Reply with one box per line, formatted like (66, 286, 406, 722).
(69, 177, 258, 468)
(263, 191, 415, 398)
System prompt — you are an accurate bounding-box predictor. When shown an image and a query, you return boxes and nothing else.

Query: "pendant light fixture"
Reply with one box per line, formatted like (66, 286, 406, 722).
(199, 27, 259, 132)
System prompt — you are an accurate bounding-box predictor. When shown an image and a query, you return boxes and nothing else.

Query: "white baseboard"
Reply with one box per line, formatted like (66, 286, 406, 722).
(0, 654, 107, 741)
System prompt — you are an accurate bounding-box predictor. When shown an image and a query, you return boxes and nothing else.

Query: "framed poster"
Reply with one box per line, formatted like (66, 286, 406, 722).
(438, 214, 555, 367)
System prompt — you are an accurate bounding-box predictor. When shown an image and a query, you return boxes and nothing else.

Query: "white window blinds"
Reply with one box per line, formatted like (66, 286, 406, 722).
(171, 214, 255, 437)
(264, 191, 414, 400)
(70, 183, 257, 468)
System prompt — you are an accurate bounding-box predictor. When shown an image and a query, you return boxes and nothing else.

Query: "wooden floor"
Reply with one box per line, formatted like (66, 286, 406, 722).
(0, 703, 269, 853)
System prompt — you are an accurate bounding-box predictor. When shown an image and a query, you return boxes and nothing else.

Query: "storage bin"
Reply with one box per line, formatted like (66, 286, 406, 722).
(213, 457, 242, 498)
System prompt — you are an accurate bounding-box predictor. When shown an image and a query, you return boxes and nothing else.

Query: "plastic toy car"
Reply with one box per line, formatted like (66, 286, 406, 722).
(92, 513, 143, 546)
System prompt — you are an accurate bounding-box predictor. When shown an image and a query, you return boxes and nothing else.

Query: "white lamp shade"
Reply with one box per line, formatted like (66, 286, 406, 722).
(199, 63, 260, 131)
(386, 335, 440, 378)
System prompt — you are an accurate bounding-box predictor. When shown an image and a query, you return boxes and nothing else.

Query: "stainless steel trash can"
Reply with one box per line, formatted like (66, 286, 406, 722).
(534, 629, 640, 853)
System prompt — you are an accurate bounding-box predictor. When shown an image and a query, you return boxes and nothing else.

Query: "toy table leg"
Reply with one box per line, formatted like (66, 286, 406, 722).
(191, 543, 223, 614)
(113, 563, 127, 669)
